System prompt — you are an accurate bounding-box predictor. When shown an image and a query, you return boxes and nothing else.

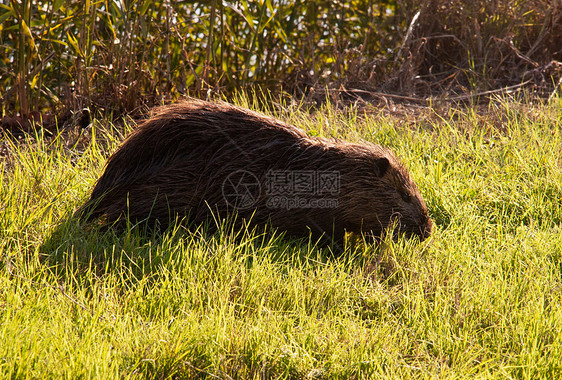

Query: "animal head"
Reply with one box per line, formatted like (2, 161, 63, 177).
(337, 143, 432, 241)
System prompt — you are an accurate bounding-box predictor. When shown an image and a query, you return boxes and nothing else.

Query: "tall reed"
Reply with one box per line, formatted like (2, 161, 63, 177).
(0, 0, 559, 119)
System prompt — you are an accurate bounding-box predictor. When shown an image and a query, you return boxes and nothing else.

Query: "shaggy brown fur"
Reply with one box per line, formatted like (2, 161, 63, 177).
(79, 99, 432, 243)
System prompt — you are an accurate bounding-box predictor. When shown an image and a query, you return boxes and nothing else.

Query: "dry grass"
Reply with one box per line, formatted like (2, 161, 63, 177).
(1, 0, 560, 130)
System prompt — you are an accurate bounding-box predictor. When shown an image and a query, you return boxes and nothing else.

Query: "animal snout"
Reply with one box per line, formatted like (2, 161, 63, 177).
(418, 217, 433, 240)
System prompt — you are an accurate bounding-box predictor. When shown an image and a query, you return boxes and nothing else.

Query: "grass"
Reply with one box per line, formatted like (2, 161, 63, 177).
(1, 96, 562, 378)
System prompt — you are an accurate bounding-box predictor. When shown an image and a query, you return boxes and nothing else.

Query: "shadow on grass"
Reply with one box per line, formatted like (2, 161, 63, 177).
(33, 214, 432, 379)
(38, 212, 360, 284)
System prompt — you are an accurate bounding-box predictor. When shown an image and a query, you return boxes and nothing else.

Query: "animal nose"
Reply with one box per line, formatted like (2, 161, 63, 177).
(420, 218, 433, 240)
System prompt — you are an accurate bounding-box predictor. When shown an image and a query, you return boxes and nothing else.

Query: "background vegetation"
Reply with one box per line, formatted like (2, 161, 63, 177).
(1, 96, 562, 378)
(1, 0, 561, 125)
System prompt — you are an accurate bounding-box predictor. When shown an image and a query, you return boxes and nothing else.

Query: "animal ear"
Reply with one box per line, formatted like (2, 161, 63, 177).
(374, 157, 390, 177)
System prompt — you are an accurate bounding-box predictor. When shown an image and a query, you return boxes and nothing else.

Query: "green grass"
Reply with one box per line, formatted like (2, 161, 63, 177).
(1, 97, 562, 378)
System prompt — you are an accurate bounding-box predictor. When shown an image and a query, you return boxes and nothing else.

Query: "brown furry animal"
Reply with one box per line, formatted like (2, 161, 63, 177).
(79, 99, 432, 243)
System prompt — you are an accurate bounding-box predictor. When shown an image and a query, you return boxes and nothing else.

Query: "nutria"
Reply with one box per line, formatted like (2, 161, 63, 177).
(79, 99, 432, 244)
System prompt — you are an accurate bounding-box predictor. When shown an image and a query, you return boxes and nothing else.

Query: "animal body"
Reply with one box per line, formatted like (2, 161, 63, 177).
(80, 99, 432, 243)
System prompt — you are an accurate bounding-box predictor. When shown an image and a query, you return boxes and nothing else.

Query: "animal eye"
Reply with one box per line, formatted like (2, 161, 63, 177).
(400, 192, 412, 202)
